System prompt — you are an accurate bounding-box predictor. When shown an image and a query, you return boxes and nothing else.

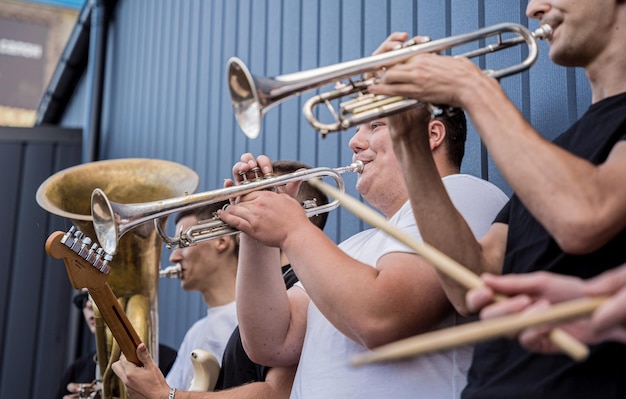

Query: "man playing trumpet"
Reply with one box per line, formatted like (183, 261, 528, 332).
(217, 108, 507, 397)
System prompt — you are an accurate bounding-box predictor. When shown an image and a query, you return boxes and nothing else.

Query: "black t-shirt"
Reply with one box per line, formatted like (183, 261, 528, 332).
(214, 265, 298, 391)
(463, 92, 626, 399)
(55, 343, 177, 399)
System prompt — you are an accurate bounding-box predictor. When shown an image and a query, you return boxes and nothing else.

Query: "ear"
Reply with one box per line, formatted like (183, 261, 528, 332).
(428, 119, 446, 151)
(284, 168, 306, 198)
(213, 236, 231, 253)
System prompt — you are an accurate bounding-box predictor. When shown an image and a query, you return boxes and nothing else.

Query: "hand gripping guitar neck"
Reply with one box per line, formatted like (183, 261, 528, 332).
(46, 227, 143, 366)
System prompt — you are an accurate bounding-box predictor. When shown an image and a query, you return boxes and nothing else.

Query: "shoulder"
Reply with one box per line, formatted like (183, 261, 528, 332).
(443, 174, 509, 239)
(443, 174, 508, 200)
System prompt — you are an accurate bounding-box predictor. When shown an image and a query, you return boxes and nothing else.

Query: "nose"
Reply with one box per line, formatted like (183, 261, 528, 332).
(526, 0, 549, 20)
(349, 126, 369, 154)
(169, 248, 182, 264)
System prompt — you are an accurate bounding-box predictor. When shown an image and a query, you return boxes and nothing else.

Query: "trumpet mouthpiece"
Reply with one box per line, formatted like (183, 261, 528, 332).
(351, 160, 364, 173)
(159, 264, 182, 279)
(535, 24, 553, 40)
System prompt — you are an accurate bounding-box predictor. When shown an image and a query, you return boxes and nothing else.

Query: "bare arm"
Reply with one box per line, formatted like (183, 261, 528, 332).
(235, 233, 309, 367)
(112, 344, 296, 399)
(220, 191, 453, 349)
(387, 106, 508, 315)
(371, 54, 626, 254)
(176, 365, 297, 399)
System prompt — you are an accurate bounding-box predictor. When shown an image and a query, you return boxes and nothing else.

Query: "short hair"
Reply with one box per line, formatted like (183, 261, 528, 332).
(271, 160, 329, 231)
(174, 200, 229, 225)
(435, 109, 467, 169)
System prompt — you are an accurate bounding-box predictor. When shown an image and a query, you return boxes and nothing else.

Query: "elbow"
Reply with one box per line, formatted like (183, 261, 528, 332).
(551, 215, 616, 255)
(242, 337, 299, 368)
(354, 318, 419, 350)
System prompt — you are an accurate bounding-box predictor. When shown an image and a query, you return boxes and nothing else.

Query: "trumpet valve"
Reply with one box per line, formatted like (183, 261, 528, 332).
(239, 167, 264, 183)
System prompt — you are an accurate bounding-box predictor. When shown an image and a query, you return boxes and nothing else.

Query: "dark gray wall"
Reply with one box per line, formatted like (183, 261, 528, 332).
(3, 0, 593, 397)
(0, 126, 84, 399)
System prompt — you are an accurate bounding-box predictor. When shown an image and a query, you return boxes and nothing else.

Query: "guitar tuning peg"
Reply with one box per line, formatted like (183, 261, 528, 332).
(62, 226, 77, 247)
(78, 237, 92, 258)
(86, 243, 99, 263)
(69, 230, 85, 253)
(99, 253, 113, 274)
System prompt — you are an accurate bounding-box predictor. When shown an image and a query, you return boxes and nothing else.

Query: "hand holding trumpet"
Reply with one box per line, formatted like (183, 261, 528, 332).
(218, 153, 313, 248)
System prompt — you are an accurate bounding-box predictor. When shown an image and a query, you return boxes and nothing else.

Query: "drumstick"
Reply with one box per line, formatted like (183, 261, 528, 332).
(308, 179, 590, 361)
(351, 296, 606, 366)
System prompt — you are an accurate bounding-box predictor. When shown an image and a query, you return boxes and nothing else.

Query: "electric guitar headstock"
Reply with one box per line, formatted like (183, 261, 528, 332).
(46, 227, 143, 366)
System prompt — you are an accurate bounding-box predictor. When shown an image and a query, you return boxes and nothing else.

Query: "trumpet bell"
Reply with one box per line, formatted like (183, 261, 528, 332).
(228, 57, 262, 139)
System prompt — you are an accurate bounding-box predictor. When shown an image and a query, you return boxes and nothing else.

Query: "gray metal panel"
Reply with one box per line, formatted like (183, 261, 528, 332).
(56, 0, 591, 361)
(0, 126, 82, 399)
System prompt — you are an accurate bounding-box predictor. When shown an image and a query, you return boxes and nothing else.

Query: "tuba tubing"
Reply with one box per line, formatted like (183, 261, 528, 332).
(228, 22, 552, 138)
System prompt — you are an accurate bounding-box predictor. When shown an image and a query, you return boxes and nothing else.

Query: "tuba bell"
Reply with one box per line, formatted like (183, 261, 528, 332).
(36, 158, 199, 399)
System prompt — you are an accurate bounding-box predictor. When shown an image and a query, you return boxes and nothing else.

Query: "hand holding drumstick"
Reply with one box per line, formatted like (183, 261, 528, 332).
(466, 269, 626, 353)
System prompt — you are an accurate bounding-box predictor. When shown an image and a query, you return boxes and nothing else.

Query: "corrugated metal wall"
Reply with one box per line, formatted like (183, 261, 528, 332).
(5, 0, 592, 396)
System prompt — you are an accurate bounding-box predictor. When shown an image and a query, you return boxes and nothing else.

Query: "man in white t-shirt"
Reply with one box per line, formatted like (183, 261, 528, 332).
(164, 201, 239, 391)
(218, 107, 508, 398)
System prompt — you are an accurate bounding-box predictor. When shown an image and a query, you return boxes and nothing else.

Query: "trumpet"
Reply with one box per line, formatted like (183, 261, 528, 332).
(91, 161, 363, 254)
(159, 264, 182, 279)
(228, 22, 552, 138)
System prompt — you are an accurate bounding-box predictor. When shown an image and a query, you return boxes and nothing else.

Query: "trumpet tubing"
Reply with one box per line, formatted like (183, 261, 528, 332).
(228, 22, 552, 138)
(92, 161, 363, 253)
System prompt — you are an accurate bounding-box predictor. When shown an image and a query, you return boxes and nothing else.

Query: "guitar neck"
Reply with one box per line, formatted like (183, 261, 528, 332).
(45, 229, 143, 366)
(89, 284, 143, 366)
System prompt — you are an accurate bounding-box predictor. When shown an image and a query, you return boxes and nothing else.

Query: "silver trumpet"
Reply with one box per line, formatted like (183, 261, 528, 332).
(228, 22, 552, 138)
(92, 161, 363, 254)
(159, 264, 182, 279)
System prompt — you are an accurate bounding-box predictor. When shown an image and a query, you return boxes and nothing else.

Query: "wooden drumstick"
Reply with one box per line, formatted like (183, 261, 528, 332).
(351, 296, 606, 366)
(308, 179, 590, 361)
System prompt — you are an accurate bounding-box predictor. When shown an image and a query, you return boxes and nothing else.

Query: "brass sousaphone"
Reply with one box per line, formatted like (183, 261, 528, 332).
(37, 158, 198, 399)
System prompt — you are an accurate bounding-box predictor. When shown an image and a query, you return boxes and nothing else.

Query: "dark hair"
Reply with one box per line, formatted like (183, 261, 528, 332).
(271, 160, 329, 231)
(436, 109, 467, 169)
(173, 160, 329, 242)
(174, 200, 230, 225)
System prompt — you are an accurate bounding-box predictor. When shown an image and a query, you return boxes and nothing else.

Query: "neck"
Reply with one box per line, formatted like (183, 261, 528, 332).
(587, 13, 626, 102)
(201, 261, 237, 307)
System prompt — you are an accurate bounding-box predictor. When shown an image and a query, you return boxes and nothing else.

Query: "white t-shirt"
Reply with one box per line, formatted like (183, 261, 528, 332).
(165, 301, 238, 390)
(290, 174, 508, 399)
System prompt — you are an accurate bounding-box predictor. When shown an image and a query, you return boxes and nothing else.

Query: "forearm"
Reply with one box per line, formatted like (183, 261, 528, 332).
(463, 83, 626, 253)
(392, 137, 488, 314)
(173, 381, 290, 399)
(236, 234, 296, 365)
(282, 222, 451, 347)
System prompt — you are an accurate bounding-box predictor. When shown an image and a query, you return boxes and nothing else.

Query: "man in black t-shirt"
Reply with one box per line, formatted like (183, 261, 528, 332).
(370, 0, 626, 398)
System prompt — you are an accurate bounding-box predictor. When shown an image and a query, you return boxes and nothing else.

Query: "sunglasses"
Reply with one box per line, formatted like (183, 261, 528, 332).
(72, 291, 90, 310)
